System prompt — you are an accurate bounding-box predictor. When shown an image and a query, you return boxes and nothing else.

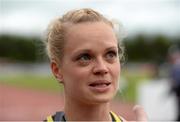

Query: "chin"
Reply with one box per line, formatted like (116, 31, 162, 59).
(89, 93, 116, 105)
(80, 88, 118, 105)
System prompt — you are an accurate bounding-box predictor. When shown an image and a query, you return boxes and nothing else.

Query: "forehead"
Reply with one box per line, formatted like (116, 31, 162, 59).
(65, 22, 117, 48)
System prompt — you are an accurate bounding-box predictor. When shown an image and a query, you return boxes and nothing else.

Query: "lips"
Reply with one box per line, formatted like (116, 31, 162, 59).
(88, 80, 111, 92)
(89, 81, 111, 87)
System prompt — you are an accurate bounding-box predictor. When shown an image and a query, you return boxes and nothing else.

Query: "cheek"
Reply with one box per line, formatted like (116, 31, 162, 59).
(112, 63, 120, 92)
(62, 67, 90, 97)
(112, 63, 121, 78)
(63, 66, 89, 86)
(62, 70, 81, 95)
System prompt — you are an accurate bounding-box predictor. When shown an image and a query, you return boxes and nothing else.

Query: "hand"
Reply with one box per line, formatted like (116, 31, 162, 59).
(133, 105, 148, 121)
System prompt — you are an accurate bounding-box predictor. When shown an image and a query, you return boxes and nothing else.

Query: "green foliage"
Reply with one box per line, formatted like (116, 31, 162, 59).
(0, 34, 179, 63)
(0, 35, 47, 62)
(123, 34, 179, 63)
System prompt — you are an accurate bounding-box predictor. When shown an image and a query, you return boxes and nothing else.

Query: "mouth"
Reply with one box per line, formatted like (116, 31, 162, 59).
(89, 82, 111, 87)
(88, 80, 111, 92)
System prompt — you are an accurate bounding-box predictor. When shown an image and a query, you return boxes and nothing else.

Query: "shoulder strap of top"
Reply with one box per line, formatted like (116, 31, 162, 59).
(54, 111, 65, 121)
(46, 111, 122, 122)
(110, 111, 123, 122)
(46, 111, 65, 122)
(46, 115, 53, 122)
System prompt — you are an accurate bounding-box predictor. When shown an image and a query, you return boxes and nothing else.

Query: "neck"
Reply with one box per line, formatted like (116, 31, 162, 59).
(64, 97, 111, 121)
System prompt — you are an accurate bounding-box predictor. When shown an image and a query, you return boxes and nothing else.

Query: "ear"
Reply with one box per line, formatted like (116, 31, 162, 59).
(50, 60, 64, 84)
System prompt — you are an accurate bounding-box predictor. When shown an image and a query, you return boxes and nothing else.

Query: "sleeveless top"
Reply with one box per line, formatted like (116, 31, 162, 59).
(44, 111, 123, 122)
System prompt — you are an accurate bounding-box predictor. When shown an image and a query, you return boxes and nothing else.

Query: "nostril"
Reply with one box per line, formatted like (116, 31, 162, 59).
(93, 59, 108, 75)
(93, 69, 108, 75)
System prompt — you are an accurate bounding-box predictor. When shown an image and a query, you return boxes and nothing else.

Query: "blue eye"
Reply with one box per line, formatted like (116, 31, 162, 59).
(77, 53, 91, 61)
(106, 51, 117, 59)
(80, 54, 91, 60)
(76, 53, 91, 66)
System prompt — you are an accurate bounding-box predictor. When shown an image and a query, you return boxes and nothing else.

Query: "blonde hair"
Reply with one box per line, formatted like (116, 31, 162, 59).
(45, 8, 125, 63)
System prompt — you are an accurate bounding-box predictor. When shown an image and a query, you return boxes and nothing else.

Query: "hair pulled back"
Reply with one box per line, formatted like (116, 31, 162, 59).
(45, 8, 125, 63)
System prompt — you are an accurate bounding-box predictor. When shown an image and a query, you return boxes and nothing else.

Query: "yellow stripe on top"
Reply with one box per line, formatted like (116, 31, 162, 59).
(47, 115, 53, 122)
(110, 111, 122, 122)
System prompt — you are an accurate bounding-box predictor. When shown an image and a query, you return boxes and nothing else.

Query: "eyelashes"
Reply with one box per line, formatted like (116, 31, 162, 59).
(76, 53, 91, 61)
(75, 53, 92, 66)
(106, 50, 117, 59)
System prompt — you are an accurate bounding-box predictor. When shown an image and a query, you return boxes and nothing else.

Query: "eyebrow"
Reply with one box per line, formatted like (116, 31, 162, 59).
(105, 46, 118, 51)
(73, 46, 118, 55)
(73, 49, 91, 56)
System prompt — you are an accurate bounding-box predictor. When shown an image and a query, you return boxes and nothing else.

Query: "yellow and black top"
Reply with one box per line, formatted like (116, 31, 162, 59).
(44, 111, 123, 122)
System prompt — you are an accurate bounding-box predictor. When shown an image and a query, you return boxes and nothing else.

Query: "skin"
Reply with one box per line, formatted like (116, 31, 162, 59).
(63, 22, 120, 104)
(51, 22, 148, 121)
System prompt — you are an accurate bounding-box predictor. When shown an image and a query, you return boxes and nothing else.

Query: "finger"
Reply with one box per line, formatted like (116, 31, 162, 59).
(133, 105, 148, 121)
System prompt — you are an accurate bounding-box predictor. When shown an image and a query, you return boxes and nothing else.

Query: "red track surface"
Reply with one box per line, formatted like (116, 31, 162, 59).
(0, 84, 135, 121)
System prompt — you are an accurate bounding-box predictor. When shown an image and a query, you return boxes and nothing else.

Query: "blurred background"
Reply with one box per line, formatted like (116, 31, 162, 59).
(0, 0, 180, 121)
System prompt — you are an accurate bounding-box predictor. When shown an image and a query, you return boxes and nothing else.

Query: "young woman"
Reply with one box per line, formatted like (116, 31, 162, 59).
(44, 8, 147, 122)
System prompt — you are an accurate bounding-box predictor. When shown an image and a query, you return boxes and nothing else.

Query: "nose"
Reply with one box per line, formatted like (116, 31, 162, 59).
(93, 57, 108, 75)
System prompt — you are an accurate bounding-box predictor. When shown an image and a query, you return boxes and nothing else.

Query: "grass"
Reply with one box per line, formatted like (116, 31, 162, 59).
(0, 71, 150, 102)
(0, 73, 63, 92)
(115, 71, 150, 102)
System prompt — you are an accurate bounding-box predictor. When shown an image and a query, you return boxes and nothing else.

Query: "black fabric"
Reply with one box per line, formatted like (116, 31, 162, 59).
(54, 111, 66, 122)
